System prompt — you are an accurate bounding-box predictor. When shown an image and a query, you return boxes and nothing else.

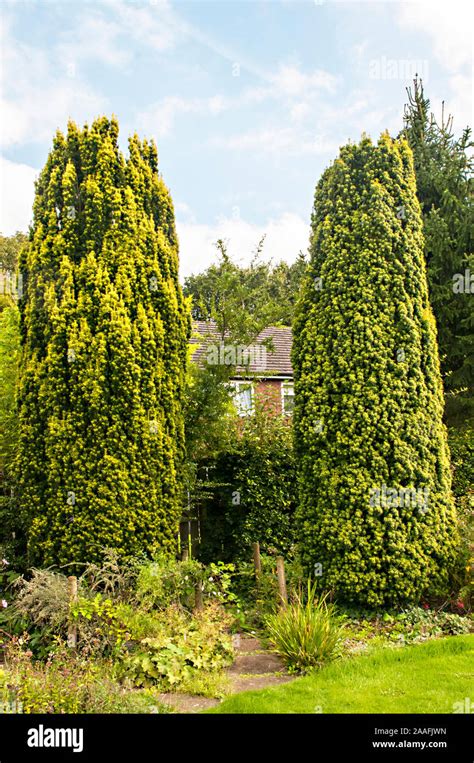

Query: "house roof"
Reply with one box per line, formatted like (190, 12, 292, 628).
(191, 320, 293, 378)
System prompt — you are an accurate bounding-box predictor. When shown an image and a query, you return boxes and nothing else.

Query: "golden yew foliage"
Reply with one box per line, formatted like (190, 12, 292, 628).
(17, 117, 190, 566)
(292, 134, 458, 606)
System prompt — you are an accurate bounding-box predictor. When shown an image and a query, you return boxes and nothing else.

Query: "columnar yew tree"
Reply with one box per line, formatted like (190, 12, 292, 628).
(17, 117, 189, 566)
(292, 133, 458, 606)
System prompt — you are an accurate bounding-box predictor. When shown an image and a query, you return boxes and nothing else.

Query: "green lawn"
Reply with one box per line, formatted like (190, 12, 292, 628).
(208, 635, 474, 714)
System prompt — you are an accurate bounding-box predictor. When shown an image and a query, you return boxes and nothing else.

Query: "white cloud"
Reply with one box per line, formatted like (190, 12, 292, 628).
(290, 102, 312, 123)
(176, 212, 310, 279)
(271, 64, 338, 97)
(398, 1, 473, 74)
(135, 59, 338, 141)
(56, 14, 131, 69)
(110, 0, 178, 53)
(397, 0, 473, 129)
(0, 16, 106, 148)
(433, 73, 473, 130)
(0, 157, 37, 235)
(137, 96, 203, 138)
(215, 126, 339, 155)
(136, 91, 241, 138)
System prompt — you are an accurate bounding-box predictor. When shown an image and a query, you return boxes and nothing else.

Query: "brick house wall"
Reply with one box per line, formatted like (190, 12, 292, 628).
(190, 320, 294, 418)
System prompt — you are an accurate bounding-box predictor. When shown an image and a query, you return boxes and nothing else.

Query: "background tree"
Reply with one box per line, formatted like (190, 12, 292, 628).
(403, 78, 473, 410)
(0, 233, 26, 558)
(0, 306, 20, 560)
(0, 232, 27, 312)
(16, 117, 189, 567)
(197, 403, 296, 563)
(183, 240, 290, 544)
(293, 133, 458, 607)
(0, 232, 27, 273)
(183, 241, 307, 327)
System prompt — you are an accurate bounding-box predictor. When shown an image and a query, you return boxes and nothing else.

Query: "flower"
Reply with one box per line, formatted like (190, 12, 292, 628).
(1, 559, 8, 567)
(1, 599, 7, 608)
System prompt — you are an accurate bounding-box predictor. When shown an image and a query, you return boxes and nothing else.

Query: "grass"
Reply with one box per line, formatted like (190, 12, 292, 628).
(207, 635, 474, 714)
(264, 584, 346, 671)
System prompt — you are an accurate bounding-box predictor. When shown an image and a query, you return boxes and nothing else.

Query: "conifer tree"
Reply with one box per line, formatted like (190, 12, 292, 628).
(292, 133, 458, 606)
(403, 78, 473, 399)
(17, 117, 189, 566)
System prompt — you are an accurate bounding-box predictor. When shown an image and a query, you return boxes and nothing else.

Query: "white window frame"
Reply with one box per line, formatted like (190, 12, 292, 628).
(228, 380, 254, 417)
(281, 381, 294, 416)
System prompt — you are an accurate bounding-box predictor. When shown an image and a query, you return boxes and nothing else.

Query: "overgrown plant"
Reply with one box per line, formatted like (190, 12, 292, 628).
(1, 640, 167, 714)
(119, 602, 234, 691)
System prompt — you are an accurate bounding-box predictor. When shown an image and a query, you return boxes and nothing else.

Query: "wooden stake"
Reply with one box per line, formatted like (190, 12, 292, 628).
(252, 542, 261, 580)
(276, 556, 288, 609)
(194, 580, 204, 612)
(67, 575, 78, 649)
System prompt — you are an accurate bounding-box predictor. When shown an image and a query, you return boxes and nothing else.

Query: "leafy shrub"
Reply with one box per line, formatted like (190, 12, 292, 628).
(2, 556, 236, 696)
(264, 583, 346, 672)
(346, 605, 472, 649)
(135, 557, 238, 612)
(3, 569, 74, 657)
(380, 607, 471, 642)
(120, 602, 233, 690)
(1, 640, 167, 714)
(80, 549, 145, 602)
(70, 595, 128, 657)
(9, 569, 72, 631)
(198, 406, 297, 563)
(135, 556, 202, 611)
(201, 562, 238, 604)
(447, 423, 474, 610)
(5, 569, 128, 658)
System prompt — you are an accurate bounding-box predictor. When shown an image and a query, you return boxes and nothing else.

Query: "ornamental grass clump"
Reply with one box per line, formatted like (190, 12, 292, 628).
(264, 583, 346, 672)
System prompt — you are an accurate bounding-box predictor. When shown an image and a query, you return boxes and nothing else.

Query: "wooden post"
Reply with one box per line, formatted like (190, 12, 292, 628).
(194, 580, 204, 612)
(181, 547, 189, 561)
(67, 575, 78, 649)
(252, 542, 261, 581)
(276, 556, 288, 609)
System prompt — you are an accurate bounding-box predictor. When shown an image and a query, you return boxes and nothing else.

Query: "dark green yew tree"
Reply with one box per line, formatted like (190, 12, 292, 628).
(17, 117, 189, 566)
(292, 133, 458, 607)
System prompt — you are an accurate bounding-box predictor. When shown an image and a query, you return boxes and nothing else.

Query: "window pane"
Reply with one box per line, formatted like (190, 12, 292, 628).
(236, 385, 253, 415)
(283, 383, 294, 414)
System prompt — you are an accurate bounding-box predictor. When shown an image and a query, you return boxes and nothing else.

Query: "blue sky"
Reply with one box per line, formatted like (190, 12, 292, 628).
(0, 0, 472, 278)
